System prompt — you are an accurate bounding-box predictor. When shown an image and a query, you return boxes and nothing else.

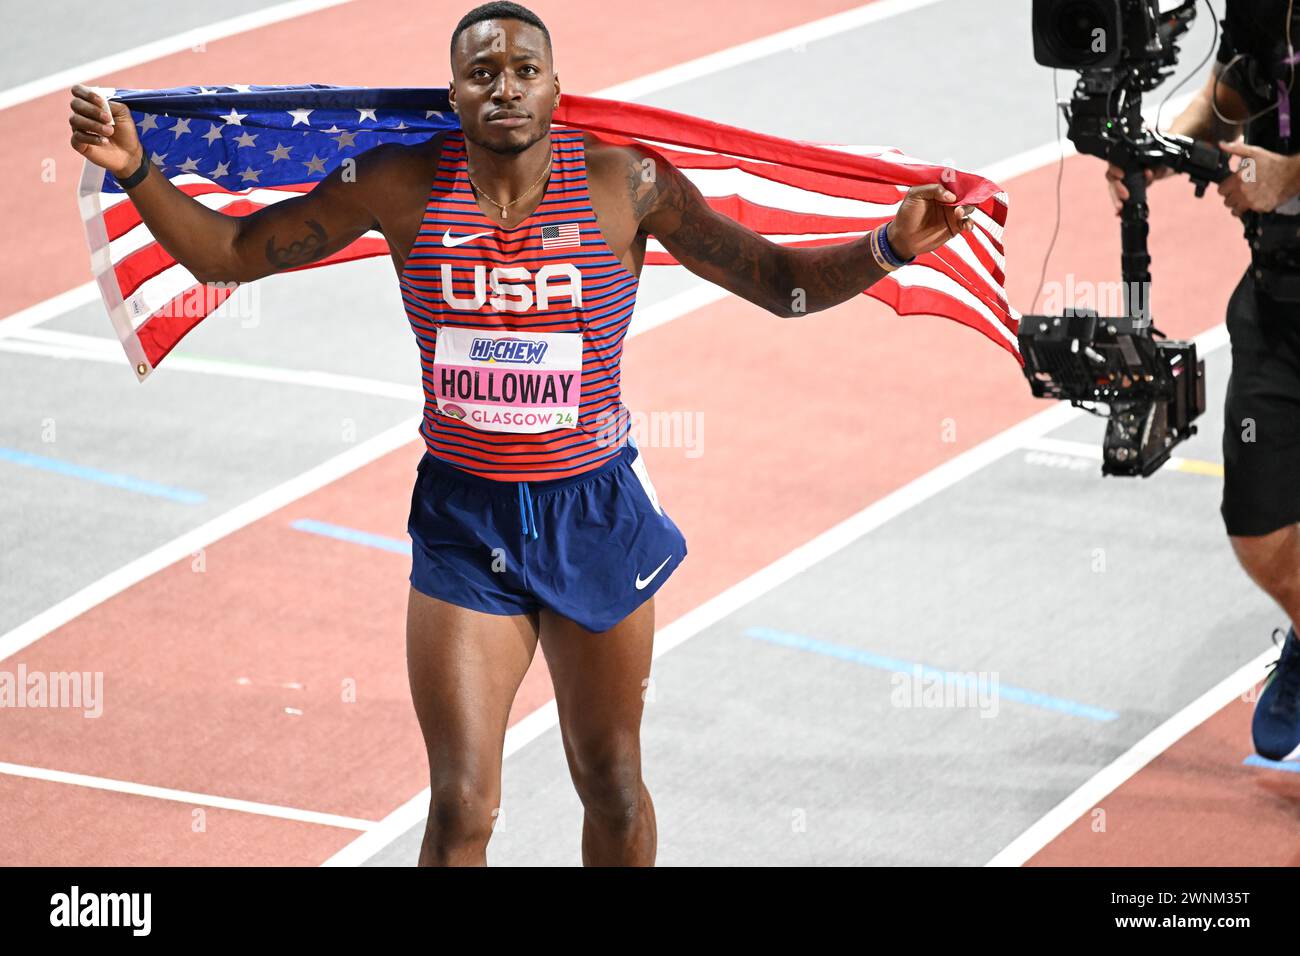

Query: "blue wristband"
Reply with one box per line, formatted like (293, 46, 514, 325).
(879, 221, 915, 268)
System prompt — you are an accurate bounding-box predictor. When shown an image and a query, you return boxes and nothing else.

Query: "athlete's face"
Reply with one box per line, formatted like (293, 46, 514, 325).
(449, 20, 558, 155)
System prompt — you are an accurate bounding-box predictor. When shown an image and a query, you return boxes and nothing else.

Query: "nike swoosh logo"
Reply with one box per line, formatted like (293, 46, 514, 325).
(442, 228, 492, 248)
(635, 555, 673, 590)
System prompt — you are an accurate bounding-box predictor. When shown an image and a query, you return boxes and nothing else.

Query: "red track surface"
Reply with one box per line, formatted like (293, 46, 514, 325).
(1029, 695, 1300, 866)
(0, 0, 1267, 865)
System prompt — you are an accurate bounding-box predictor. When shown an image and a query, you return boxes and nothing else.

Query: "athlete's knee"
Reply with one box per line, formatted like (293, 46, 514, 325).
(569, 747, 643, 824)
(1230, 525, 1300, 595)
(422, 776, 499, 859)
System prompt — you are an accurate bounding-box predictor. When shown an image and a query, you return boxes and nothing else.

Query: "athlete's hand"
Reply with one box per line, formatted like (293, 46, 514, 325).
(1217, 140, 1300, 217)
(886, 183, 974, 262)
(1105, 162, 1173, 215)
(68, 84, 143, 178)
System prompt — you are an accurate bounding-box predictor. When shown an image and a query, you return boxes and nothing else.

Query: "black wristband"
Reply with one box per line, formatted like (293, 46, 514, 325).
(117, 154, 150, 190)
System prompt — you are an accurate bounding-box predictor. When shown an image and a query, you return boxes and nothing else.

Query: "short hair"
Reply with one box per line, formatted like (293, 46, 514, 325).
(450, 2, 552, 59)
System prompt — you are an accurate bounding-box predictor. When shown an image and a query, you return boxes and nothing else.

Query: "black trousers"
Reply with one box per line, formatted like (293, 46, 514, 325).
(1222, 268, 1300, 536)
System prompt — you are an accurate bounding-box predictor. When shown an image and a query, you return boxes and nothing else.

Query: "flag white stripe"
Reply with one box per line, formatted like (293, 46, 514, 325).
(940, 231, 1004, 307)
(684, 167, 904, 218)
(126, 265, 205, 329)
(79, 160, 152, 377)
(890, 264, 1016, 348)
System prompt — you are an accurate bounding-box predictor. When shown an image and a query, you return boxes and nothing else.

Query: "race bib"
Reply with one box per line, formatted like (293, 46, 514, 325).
(432, 327, 583, 433)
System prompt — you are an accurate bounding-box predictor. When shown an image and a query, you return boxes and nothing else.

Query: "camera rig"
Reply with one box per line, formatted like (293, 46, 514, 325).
(1023, 0, 1230, 476)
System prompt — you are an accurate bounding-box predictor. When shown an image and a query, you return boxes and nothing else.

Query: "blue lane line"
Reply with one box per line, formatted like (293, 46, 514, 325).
(290, 518, 411, 555)
(0, 446, 206, 504)
(1243, 754, 1300, 774)
(743, 626, 1119, 722)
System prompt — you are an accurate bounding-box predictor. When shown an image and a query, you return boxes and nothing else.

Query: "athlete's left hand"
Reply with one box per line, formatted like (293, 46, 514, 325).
(1217, 140, 1300, 217)
(887, 183, 975, 261)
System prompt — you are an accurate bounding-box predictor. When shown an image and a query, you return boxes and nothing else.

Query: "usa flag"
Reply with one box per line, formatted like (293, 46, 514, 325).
(78, 84, 1014, 381)
(540, 222, 581, 250)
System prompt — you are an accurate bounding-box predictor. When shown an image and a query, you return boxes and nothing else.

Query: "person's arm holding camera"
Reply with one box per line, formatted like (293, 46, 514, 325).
(1105, 61, 1247, 213)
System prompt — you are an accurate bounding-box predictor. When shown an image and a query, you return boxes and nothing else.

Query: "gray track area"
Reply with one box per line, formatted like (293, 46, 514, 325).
(0, 0, 298, 91)
(364, 350, 1269, 867)
(3, 1, 1269, 866)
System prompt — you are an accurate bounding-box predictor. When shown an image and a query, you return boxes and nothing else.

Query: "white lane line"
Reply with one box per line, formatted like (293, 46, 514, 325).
(326, 321, 1237, 866)
(0, 328, 424, 401)
(598, 0, 946, 101)
(323, 400, 1084, 865)
(0, 284, 100, 339)
(0, 760, 375, 830)
(322, 700, 562, 866)
(0, 416, 421, 663)
(0, 0, 356, 112)
(627, 282, 729, 338)
(984, 648, 1273, 867)
(982, 323, 1245, 866)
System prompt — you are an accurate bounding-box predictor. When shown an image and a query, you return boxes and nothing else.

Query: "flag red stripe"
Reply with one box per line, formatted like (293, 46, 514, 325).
(865, 279, 1021, 364)
(554, 94, 1006, 206)
(620, 147, 1005, 254)
(135, 237, 389, 366)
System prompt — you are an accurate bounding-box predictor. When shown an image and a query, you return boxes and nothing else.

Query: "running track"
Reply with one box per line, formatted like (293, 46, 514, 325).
(1, 0, 1295, 865)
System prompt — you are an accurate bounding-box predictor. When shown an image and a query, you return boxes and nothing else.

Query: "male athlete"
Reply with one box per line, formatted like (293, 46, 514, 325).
(68, 1, 974, 865)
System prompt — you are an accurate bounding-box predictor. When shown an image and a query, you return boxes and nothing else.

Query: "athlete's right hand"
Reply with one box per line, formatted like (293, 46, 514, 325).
(1105, 162, 1173, 215)
(68, 84, 142, 178)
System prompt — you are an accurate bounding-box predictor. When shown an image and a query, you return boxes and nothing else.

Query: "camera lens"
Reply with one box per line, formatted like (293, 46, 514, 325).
(1042, 0, 1115, 68)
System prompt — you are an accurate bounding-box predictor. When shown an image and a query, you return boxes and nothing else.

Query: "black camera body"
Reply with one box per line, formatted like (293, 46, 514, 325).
(1024, 0, 1218, 476)
(1032, 0, 1231, 198)
(1033, 0, 1174, 71)
(1020, 309, 1205, 476)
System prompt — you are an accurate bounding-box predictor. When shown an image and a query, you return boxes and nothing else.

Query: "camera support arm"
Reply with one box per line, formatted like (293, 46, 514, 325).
(1059, 88, 1232, 323)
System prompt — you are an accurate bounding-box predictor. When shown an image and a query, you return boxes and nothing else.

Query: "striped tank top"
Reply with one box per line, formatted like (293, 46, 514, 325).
(398, 127, 638, 481)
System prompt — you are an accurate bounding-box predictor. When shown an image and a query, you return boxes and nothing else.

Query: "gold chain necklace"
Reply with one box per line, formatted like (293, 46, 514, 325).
(465, 152, 552, 221)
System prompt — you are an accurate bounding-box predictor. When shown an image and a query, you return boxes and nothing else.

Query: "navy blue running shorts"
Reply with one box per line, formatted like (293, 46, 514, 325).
(406, 437, 688, 633)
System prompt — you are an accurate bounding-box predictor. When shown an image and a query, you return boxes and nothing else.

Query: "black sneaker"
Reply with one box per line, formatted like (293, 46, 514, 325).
(1252, 627, 1300, 762)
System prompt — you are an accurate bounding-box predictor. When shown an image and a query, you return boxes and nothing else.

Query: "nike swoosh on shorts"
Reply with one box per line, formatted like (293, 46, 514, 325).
(635, 555, 673, 590)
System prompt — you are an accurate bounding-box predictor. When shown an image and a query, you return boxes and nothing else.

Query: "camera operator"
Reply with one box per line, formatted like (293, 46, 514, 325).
(1105, 2, 1300, 761)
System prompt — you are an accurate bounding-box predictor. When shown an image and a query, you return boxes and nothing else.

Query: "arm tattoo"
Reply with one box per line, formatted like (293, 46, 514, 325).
(651, 163, 885, 317)
(653, 164, 800, 313)
(265, 219, 329, 270)
(625, 155, 660, 225)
